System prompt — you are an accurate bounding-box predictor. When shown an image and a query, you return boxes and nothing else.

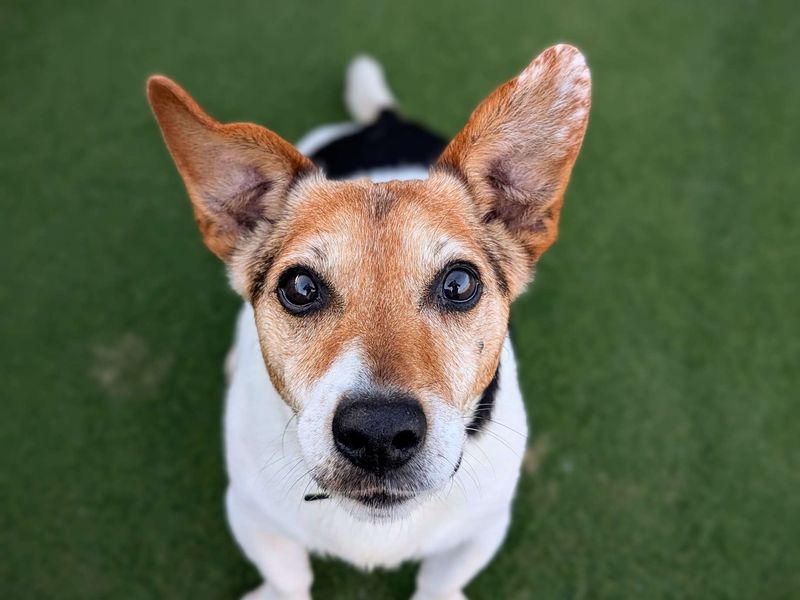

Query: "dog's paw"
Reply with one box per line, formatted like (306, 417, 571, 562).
(411, 591, 467, 600)
(241, 583, 312, 600)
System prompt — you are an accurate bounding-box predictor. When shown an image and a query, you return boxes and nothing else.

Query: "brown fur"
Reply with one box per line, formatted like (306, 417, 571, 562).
(437, 44, 591, 289)
(147, 44, 591, 414)
(147, 76, 314, 260)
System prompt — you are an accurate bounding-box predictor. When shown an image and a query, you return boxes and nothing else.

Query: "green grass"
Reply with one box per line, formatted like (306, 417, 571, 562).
(2, 0, 799, 598)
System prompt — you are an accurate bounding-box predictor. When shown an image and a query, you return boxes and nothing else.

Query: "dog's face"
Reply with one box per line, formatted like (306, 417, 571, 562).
(148, 45, 590, 518)
(243, 174, 512, 517)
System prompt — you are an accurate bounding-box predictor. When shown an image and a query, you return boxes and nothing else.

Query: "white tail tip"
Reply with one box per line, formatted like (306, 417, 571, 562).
(345, 55, 396, 125)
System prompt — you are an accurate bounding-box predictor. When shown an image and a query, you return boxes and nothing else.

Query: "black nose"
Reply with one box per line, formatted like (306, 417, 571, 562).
(332, 393, 427, 474)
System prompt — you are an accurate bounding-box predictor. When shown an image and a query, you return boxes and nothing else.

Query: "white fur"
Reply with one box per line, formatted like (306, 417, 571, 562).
(294, 345, 367, 490)
(345, 54, 397, 125)
(295, 122, 360, 156)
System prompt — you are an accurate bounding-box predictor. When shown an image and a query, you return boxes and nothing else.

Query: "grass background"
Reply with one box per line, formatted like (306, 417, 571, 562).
(2, 0, 799, 598)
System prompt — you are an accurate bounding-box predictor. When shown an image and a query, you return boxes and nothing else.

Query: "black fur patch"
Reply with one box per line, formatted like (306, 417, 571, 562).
(467, 364, 500, 437)
(248, 253, 275, 301)
(303, 493, 330, 502)
(479, 240, 510, 298)
(310, 110, 446, 178)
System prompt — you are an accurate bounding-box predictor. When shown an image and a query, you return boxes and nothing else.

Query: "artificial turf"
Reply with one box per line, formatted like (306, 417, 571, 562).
(2, 1, 798, 598)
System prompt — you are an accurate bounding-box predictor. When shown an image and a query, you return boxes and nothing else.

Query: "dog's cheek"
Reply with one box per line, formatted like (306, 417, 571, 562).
(295, 346, 368, 468)
(420, 399, 466, 485)
(296, 394, 338, 469)
(474, 303, 509, 398)
(251, 304, 302, 409)
(435, 298, 508, 411)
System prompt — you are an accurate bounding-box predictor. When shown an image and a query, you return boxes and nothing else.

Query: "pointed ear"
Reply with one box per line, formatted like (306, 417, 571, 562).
(438, 44, 591, 267)
(146, 76, 315, 261)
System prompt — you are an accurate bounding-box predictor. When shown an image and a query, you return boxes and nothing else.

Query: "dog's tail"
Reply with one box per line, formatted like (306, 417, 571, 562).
(345, 55, 397, 125)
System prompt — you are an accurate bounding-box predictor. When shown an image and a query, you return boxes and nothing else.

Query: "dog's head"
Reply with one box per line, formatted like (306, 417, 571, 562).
(148, 45, 590, 518)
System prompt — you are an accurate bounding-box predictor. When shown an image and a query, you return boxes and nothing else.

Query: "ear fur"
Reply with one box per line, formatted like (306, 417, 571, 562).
(438, 44, 591, 273)
(146, 76, 314, 260)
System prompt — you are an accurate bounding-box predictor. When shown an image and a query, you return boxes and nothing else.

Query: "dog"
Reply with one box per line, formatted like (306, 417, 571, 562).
(147, 44, 591, 600)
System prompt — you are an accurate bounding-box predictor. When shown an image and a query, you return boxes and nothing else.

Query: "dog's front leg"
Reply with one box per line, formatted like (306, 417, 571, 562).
(411, 512, 510, 600)
(227, 488, 313, 600)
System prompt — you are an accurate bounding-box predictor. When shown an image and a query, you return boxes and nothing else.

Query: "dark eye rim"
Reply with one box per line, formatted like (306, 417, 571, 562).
(275, 265, 329, 315)
(430, 261, 482, 312)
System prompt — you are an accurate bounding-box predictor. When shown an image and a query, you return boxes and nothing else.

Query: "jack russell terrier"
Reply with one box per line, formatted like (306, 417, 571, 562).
(147, 44, 591, 600)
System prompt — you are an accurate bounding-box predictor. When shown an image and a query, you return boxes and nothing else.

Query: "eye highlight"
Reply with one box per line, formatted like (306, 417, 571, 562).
(431, 263, 482, 311)
(276, 267, 327, 315)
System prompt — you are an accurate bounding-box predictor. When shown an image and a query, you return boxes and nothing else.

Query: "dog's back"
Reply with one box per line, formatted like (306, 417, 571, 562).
(298, 56, 446, 180)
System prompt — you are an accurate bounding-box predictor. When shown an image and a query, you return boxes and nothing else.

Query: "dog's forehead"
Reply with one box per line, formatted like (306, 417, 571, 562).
(278, 174, 482, 274)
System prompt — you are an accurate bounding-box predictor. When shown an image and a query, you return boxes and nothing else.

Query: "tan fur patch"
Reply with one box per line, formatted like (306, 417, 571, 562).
(147, 76, 314, 260)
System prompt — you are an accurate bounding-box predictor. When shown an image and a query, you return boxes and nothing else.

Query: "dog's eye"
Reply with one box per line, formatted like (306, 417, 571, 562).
(436, 264, 481, 310)
(443, 268, 478, 302)
(277, 267, 324, 314)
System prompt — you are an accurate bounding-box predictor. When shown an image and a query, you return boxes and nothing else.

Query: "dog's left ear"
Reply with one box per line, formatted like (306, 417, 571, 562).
(147, 76, 314, 261)
(438, 45, 591, 295)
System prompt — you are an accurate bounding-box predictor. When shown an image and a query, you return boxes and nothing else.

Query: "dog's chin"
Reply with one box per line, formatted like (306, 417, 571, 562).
(333, 489, 432, 522)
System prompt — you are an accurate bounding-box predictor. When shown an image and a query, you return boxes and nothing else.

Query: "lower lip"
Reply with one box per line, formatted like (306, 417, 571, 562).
(356, 491, 413, 507)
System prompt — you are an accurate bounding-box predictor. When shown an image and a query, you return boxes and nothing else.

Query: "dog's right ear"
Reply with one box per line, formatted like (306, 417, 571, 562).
(437, 45, 591, 297)
(147, 76, 314, 261)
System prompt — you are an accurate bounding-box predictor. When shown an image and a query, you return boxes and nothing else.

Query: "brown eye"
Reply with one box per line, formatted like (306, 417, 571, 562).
(277, 267, 324, 314)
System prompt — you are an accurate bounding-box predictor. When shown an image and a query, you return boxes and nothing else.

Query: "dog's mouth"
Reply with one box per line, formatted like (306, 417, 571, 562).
(304, 449, 465, 510)
(353, 489, 415, 508)
(304, 488, 415, 508)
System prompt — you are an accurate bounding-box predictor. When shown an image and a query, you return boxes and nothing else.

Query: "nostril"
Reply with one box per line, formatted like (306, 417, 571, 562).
(340, 430, 367, 451)
(391, 429, 419, 451)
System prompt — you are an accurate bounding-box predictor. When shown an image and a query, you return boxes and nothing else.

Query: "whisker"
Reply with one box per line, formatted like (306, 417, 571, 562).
(285, 467, 315, 500)
(452, 472, 469, 502)
(281, 413, 298, 455)
(459, 453, 483, 492)
(437, 453, 471, 502)
(483, 417, 527, 438)
(464, 426, 521, 458)
(254, 420, 299, 475)
(461, 415, 527, 438)
(464, 444, 497, 479)
(267, 456, 304, 488)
